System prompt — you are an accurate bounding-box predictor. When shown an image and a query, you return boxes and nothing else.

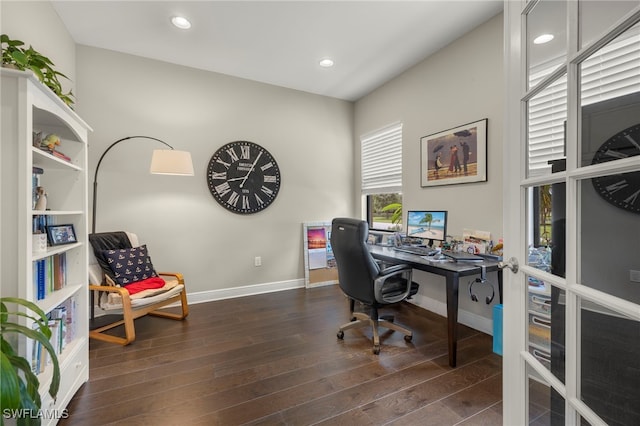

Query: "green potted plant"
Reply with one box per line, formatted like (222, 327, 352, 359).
(1, 297, 60, 426)
(381, 202, 403, 231)
(1, 34, 74, 107)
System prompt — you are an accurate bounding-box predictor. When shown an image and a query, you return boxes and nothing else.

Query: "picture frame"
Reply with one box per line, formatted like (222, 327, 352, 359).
(302, 222, 339, 288)
(420, 118, 488, 187)
(46, 224, 77, 246)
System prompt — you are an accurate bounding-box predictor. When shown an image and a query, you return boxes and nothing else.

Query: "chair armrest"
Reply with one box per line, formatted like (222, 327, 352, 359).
(157, 272, 185, 285)
(89, 284, 130, 296)
(88, 284, 133, 312)
(374, 264, 414, 304)
(379, 264, 412, 277)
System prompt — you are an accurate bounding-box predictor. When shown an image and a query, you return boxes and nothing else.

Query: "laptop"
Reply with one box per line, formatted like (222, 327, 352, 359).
(441, 251, 484, 262)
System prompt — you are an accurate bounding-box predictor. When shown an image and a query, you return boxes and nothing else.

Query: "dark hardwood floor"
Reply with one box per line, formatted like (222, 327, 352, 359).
(61, 285, 503, 425)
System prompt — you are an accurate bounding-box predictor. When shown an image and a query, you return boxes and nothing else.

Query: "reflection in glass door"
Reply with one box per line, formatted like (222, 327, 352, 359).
(504, 1, 640, 424)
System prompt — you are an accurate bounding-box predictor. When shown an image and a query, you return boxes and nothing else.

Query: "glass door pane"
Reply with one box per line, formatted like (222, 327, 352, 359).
(527, 0, 567, 88)
(579, 298, 640, 425)
(580, 22, 640, 168)
(580, 0, 638, 48)
(527, 76, 568, 178)
(578, 175, 640, 301)
(528, 366, 565, 425)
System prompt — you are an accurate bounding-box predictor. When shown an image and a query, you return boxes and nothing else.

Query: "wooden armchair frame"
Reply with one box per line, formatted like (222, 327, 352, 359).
(88, 232, 189, 345)
(89, 272, 189, 345)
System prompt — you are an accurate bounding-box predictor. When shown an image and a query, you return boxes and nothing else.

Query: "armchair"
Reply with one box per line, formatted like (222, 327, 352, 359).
(88, 231, 189, 345)
(331, 218, 418, 354)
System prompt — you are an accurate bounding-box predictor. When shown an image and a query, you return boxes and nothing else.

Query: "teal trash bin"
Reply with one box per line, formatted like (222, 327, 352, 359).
(493, 304, 503, 356)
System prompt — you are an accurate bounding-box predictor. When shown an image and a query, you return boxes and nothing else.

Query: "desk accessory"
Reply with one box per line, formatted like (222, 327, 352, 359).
(468, 265, 495, 304)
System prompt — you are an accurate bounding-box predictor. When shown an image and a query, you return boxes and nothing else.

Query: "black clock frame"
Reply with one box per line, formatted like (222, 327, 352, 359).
(207, 141, 281, 214)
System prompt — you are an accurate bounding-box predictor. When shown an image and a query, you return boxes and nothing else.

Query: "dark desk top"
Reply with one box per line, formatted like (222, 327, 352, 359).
(369, 244, 502, 277)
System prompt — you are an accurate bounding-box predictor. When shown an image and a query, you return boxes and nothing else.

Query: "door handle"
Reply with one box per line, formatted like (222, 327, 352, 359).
(498, 257, 519, 274)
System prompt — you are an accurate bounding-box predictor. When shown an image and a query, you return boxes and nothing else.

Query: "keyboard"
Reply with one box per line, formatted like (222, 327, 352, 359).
(393, 246, 437, 256)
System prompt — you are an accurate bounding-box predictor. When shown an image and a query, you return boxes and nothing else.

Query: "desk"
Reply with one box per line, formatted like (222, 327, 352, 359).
(369, 245, 503, 368)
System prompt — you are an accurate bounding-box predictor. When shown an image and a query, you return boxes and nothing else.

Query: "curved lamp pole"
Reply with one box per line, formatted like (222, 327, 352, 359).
(91, 135, 194, 233)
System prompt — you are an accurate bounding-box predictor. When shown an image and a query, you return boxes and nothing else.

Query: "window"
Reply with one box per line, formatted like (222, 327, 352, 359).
(361, 122, 403, 231)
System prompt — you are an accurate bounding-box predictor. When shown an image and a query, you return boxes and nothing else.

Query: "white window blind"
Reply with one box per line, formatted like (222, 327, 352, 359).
(528, 25, 640, 176)
(361, 122, 403, 194)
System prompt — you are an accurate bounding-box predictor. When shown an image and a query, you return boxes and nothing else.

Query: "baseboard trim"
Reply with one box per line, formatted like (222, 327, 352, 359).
(185, 278, 306, 305)
(407, 293, 494, 336)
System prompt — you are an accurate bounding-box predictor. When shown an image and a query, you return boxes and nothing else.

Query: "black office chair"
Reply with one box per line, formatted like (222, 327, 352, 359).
(331, 218, 418, 354)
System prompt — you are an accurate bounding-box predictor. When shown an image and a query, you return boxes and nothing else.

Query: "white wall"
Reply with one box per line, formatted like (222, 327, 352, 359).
(354, 14, 504, 330)
(75, 46, 355, 301)
(0, 1, 76, 96)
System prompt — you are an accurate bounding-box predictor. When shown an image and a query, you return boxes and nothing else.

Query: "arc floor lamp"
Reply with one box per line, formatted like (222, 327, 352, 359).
(91, 135, 194, 233)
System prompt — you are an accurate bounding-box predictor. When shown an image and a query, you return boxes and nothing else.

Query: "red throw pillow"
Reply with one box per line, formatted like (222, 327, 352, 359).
(123, 276, 166, 295)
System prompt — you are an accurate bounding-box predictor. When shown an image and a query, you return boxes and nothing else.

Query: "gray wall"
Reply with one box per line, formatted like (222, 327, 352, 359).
(354, 14, 504, 330)
(75, 46, 355, 300)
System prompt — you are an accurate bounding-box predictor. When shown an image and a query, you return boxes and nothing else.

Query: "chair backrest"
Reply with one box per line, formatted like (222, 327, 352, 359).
(88, 231, 139, 285)
(330, 218, 381, 305)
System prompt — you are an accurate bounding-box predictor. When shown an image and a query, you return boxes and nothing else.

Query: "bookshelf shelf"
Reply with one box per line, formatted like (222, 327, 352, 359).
(32, 242, 83, 261)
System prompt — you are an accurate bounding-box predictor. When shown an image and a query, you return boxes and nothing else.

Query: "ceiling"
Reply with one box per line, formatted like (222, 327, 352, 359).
(52, 1, 503, 102)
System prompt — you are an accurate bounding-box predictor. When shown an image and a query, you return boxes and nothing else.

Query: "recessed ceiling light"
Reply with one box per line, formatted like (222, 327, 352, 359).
(533, 34, 554, 44)
(319, 58, 334, 68)
(171, 16, 191, 30)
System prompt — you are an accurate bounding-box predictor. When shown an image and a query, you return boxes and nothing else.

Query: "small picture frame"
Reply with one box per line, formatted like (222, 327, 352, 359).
(46, 224, 77, 246)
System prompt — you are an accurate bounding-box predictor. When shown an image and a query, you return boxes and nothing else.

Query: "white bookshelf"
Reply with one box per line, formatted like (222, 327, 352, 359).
(1, 69, 91, 424)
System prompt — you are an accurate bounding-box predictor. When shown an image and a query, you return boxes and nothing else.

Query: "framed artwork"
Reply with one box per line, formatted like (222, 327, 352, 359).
(46, 224, 77, 246)
(302, 222, 338, 288)
(420, 118, 488, 187)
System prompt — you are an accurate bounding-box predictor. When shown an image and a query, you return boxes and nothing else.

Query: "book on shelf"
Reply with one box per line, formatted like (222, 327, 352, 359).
(39, 146, 72, 162)
(34, 253, 67, 300)
(33, 215, 55, 234)
(50, 149, 72, 162)
(35, 259, 46, 300)
(32, 166, 43, 209)
(30, 298, 75, 373)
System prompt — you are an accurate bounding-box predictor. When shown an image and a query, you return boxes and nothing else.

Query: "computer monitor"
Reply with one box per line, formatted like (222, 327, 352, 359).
(406, 210, 448, 247)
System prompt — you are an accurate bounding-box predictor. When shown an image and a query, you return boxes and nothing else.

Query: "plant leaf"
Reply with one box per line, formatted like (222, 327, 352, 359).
(380, 203, 402, 212)
(10, 50, 28, 66)
(0, 350, 22, 409)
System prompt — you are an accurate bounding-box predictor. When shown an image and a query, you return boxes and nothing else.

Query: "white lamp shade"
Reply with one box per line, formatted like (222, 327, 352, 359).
(150, 149, 194, 176)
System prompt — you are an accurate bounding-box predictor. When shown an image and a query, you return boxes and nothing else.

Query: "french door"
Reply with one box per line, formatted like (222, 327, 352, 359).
(503, 1, 640, 424)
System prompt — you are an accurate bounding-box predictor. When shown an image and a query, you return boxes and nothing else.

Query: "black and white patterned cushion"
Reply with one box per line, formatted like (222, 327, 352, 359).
(101, 245, 158, 286)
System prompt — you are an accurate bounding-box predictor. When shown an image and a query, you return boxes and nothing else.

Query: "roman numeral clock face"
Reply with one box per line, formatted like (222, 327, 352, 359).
(207, 141, 281, 214)
(591, 123, 640, 214)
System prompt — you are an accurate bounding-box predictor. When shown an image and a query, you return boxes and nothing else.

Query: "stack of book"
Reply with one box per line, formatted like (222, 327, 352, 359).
(30, 297, 77, 374)
(33, 253, 67, 300)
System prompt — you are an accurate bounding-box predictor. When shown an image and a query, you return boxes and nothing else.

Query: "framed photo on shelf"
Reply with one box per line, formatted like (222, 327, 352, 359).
(46, 224, 77, 246)
(420, 118, 487, 187)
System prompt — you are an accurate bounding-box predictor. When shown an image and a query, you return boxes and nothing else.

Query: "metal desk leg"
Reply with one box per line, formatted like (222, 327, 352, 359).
(445, 271, 460, 368)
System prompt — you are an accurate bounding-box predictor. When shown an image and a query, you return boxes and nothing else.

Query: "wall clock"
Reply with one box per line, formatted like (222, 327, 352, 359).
(207, 141, 281, 214)
(591, 123, 640, 214)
